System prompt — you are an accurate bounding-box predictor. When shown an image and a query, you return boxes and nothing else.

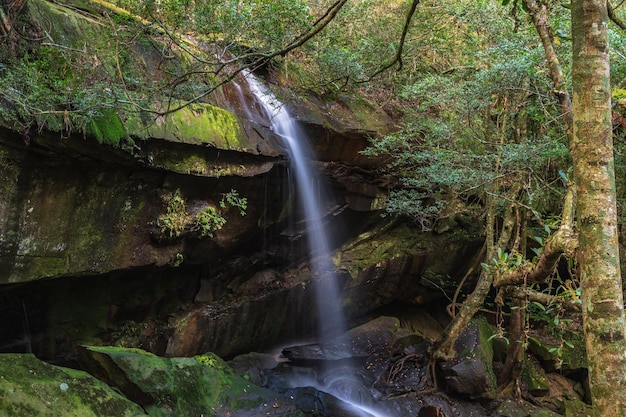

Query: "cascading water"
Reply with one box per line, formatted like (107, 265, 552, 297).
(238, 72, 394, 417)
(243, 75, 345, 338)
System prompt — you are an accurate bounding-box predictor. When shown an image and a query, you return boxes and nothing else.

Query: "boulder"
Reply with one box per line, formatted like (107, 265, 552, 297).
(439, 317, 497, 400)
(0, 353, 146, 416)
(282, 316, 409, 362)
(77, 346, 306, 417)
(521, 355, 550, 397)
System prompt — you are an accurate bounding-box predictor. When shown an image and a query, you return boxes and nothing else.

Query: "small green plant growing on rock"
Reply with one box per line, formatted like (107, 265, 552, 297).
(220, 189, 247, 216)
(157, 189, 188, 238)
(191, 206, 226, 238)
(157, 188, 247, 240)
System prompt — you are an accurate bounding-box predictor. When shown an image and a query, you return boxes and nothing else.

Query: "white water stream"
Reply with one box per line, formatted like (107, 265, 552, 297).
(236, 72, 394, 417)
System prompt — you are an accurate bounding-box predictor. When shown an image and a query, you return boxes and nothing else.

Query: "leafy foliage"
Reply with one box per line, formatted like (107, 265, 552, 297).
(157, 189, 189, 239)
(114, 0, 312, 51)
(157, 189, 247, 240)
(363, 42, 570, 228)
(191, 207, 226, 238)
(0, 47, 113, 134)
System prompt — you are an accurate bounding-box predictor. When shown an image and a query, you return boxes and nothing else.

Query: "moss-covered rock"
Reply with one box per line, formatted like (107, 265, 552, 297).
(440, 316, 497, 400)
(521, 355, 550, 397)
(493, 399, 562, 417)
(0, 353, 147, 417)
(124, 102, 254, 154)
(77, 346, 307, 417)
(528, 328, 587, 371)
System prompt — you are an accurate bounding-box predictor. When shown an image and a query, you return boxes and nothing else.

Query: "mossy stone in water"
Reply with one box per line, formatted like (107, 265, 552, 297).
(0, 353, 147, 417)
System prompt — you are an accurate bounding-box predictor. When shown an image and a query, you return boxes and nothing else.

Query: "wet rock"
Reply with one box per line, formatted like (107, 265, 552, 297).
(439, 317, 497, 400)
(0, 353, 147, 417)
(284, 385, 382, 417)
(417, 405, 445, 417)
(228, 352, 283, 385)
(283, 316, 408, 363)
(77, 346, 305, 417)
(166, 279, 320, 358)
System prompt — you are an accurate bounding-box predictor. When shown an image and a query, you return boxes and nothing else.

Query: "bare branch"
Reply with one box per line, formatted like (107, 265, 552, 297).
(361, 0, 421, 82)
(608, 1, 626, 30)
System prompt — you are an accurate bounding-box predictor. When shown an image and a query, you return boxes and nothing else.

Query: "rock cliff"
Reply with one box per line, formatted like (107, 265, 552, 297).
(0, 0, 481, 362)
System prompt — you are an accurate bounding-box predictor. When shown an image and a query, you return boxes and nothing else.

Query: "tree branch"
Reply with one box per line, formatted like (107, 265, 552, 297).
(434, 184, 521, 360)
(608, 0, 626, 30)
(151, 0, 350, 116)
(506, 286, 581, 312)
(494, 184, 577, 287)
(361, 0, 420, 81)
(523, 0, 573, 138)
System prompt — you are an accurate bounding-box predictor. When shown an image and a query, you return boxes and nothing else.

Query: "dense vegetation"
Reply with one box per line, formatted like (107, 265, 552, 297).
(4, 0, 626, 411)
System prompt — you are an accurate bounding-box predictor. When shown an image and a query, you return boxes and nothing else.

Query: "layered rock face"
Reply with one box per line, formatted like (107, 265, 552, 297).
(0, 79, 403, 358)
(0, 0, 483, 362)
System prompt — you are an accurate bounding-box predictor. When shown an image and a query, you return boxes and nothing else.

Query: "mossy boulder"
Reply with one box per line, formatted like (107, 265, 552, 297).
(77, 346, 307, 417)
(440, 316, 497, 400)
(0, 353, 147, 417)
(521, 355, 550, 397)
(528, 328, 587, 371)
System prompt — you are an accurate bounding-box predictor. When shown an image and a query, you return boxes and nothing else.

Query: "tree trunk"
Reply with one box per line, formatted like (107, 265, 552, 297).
(571, 0, 626, 414)
(434, 186, 519, 359)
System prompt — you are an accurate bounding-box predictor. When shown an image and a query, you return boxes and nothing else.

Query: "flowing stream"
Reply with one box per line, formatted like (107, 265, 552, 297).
(237, 72, 393, 417)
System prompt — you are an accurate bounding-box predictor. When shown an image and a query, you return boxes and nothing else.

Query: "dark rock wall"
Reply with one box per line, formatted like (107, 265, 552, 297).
(0, 0, 481, 361)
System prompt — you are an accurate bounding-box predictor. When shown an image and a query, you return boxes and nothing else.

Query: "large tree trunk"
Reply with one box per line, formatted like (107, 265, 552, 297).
(571, 0, 626, 414)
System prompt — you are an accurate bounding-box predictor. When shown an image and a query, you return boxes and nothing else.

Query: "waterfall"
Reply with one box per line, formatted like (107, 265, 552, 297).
(239, 72, 394, 417)
(241, 73, 346, 338)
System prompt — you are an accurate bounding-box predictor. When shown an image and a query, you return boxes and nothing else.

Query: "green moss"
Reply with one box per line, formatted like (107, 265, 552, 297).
(125, 103, 249, 151)
(89, 110, 128, 146)
(193, 352, 231, 371)
(0, 353, 147, 417)
(80, 347, 303, 416)
(474, 317, 498, 397)
(521, 357, 550, 395)
(339, 223, 429, 279)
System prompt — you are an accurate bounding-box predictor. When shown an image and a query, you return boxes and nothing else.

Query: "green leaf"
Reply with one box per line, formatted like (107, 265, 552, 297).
(531, 301, 546, 311)
(521, 1, 529, 12)
(501, 0, 511, 5)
